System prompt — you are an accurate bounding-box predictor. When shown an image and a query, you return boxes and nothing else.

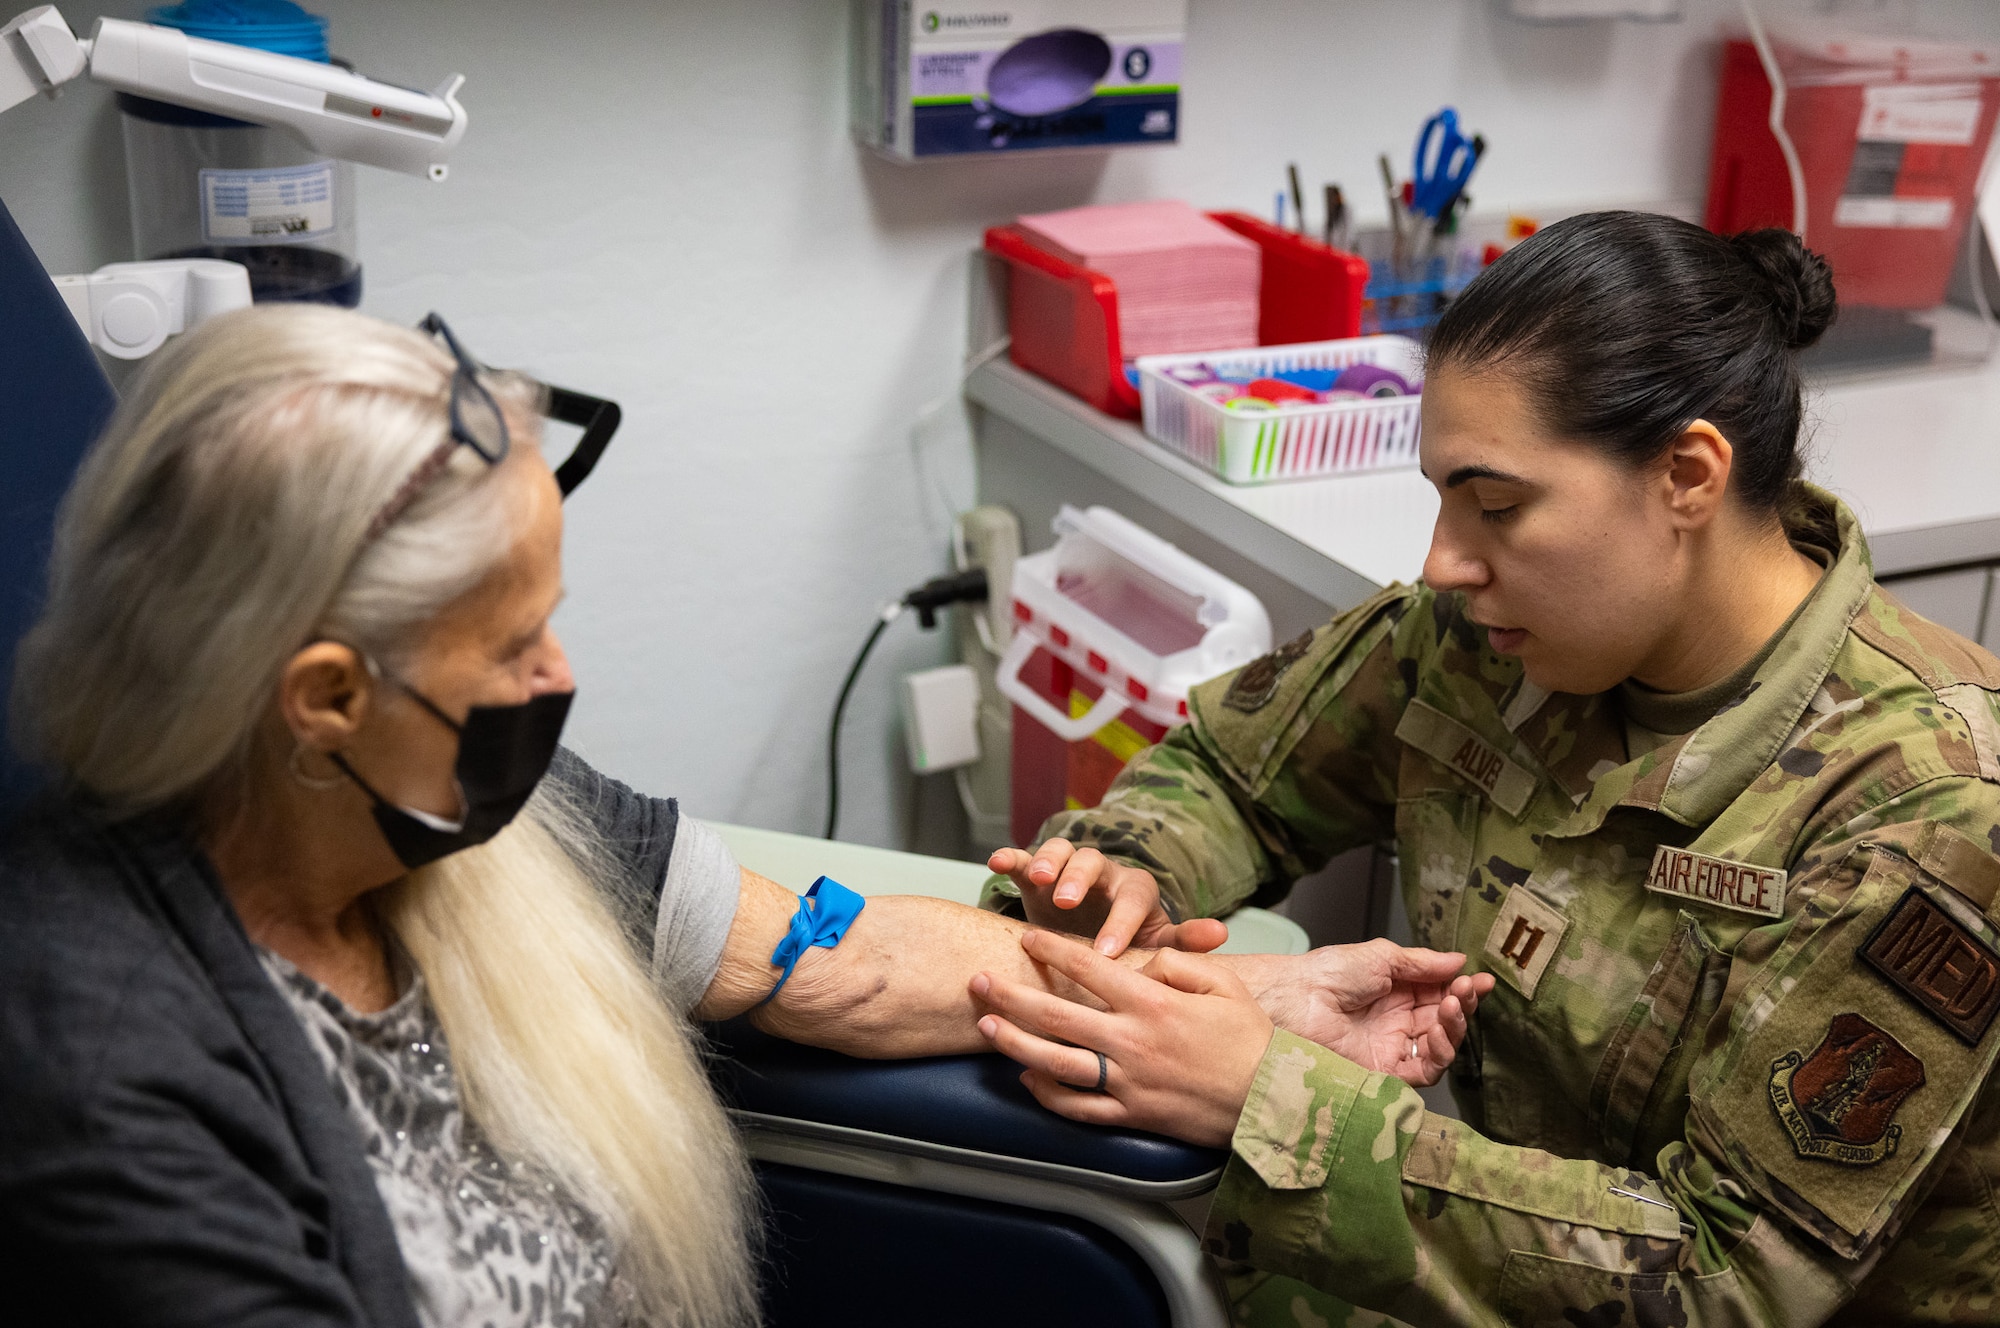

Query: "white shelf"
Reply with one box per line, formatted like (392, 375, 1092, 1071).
(968, 346, 2000, 594)
(966, 359, 1437, 608)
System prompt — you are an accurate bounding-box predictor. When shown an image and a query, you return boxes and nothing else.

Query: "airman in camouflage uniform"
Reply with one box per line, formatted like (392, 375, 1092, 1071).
(988, 486, 2000, 1325)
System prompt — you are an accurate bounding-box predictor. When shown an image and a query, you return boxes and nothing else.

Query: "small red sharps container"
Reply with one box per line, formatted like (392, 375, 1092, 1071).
(996, 505, 1271, 847)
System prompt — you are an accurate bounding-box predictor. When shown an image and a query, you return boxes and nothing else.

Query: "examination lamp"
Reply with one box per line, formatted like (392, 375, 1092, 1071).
(0, 4, 467, 180)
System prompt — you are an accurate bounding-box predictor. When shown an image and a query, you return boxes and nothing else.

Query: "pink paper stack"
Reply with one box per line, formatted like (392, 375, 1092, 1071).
(1014, 200, 1261, 360)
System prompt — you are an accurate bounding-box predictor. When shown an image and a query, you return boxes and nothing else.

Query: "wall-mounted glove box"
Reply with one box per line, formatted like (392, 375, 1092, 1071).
(850, 0, 1186, 161)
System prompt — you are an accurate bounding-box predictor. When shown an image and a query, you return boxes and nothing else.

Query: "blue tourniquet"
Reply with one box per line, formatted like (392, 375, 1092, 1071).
(757, 875, 866, 1006)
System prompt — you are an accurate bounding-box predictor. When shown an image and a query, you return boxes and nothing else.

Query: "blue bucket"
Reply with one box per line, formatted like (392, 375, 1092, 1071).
(146, 0, 329, 63)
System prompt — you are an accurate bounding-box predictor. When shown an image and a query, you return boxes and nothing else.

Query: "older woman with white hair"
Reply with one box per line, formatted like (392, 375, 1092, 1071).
(0, 304, 1487, 1328)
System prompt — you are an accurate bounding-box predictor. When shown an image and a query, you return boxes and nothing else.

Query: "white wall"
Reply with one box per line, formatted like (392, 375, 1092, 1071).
(6, 0, 1993, 850)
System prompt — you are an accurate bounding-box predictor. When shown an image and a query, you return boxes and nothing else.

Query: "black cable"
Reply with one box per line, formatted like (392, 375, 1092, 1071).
(824, 612, 895, 840)
(823, 569, 990, 841)
(903, 567, 988, 628)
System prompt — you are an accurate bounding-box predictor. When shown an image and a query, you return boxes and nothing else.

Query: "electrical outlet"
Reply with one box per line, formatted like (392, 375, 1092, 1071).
(902, 664, 982, 773)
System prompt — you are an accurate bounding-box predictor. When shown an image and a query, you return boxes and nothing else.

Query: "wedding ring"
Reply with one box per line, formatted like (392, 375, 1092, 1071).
(1061, 1050, 1111, 1093)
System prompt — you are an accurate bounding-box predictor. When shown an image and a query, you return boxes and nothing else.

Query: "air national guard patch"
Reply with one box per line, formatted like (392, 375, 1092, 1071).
(1861, 887, 2000, 1045)
(1222, 630, 1314, 713)
(1768, 1013, 1925, 1166)
(1643, 846, 1786, 919)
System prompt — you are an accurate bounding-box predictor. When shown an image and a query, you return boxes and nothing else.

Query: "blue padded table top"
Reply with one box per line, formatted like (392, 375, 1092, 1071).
(706, 1017, 1226, 1189)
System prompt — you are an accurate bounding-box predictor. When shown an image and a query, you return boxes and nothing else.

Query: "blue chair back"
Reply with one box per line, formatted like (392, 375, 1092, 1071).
(0, 197, 116, 817)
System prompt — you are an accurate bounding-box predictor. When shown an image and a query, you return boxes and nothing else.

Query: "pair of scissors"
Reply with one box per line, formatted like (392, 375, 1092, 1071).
(1410, 107, 1482, 223)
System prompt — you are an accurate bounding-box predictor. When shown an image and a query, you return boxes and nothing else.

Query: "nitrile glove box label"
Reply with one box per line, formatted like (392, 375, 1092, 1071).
(851, 0, 1187, 160)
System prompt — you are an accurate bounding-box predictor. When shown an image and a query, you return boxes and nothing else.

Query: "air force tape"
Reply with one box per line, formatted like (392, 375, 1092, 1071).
(1644, 845, 1787, 920)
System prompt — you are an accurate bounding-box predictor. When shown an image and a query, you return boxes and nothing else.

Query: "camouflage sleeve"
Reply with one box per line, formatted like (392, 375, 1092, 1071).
(1204, 1032, 1843, 1327)
(981, 583, 1424, 922)
(1206, 780, 2000, 1326)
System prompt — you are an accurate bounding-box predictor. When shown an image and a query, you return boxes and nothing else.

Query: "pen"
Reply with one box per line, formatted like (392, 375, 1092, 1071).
(1288, 163, 1306, 236)
(1418, 131, 1484, 281)
(1378, 153, 1404, 269)
(1324, 183, 1347, 250)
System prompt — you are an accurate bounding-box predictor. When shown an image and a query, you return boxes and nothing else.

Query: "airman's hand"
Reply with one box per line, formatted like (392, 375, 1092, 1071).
(988, 838, 1226, 959)
(972, 929, 1270, 1147)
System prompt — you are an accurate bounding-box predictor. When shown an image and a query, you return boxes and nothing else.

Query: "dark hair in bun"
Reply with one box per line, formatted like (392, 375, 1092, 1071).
(1426, 211, 1838, 513)
(1728, 228, 1838, 350)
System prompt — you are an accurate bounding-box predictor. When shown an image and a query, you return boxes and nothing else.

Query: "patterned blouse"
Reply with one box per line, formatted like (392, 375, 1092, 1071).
(253, 812, 747, 1327)
(259, 948, 634, 1327)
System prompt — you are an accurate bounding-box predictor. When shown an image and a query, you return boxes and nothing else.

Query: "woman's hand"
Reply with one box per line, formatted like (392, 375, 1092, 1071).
(970, 929, 1273, 1147)
(1220, 940, 1495, 1086)
(987, 838, 1227, 959)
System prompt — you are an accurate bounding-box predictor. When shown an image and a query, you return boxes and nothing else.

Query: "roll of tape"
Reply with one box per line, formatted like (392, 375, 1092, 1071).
(1332, 364, 1411, 398)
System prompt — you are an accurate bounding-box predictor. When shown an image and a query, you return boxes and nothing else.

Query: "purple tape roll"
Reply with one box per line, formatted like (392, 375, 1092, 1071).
(1332, 364, 1411, 398)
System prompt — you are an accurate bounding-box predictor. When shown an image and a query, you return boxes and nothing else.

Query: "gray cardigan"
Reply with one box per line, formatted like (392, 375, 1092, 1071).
(0, 752, 684, 1327)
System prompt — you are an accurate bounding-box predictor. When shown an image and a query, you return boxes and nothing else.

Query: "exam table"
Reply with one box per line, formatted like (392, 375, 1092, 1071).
(0, 194, 1303, 1327)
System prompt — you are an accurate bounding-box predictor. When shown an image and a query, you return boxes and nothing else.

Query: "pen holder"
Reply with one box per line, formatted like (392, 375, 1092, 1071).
(984, 213, 1369, 418)
(1352, 225, 1489, 338)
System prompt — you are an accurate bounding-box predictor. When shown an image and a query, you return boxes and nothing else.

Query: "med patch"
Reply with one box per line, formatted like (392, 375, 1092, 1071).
(1693, 844, 2000, 1255)
(1768, 1013, 1924, 1166)
(1861, 887, 2000, 1044)
(1222, 630, 1314, 713)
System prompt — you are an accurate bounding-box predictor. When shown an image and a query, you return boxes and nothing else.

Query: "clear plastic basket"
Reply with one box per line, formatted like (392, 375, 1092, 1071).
(1136, 334, 1424, 485)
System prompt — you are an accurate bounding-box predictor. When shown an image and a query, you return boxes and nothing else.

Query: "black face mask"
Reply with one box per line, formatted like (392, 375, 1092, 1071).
(332, 682, 574, 870)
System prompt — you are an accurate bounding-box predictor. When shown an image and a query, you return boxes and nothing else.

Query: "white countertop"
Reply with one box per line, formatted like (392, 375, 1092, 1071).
(1809, 353, 2000, 574)
(968, 339, 2000, 593)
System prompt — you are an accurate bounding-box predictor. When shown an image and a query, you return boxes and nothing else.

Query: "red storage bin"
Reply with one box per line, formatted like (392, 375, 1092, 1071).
(1706, 37, 2000, 310)
(984, 211, 1369, 419)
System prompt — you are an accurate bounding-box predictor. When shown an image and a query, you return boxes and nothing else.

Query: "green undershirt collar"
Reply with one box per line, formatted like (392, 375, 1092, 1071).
(1619, 547, 1827, 751)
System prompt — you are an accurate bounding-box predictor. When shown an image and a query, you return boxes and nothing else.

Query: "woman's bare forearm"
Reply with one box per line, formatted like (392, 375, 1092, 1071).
(689, 869, 1347, 1061)
(751, 893, 1150, 1057)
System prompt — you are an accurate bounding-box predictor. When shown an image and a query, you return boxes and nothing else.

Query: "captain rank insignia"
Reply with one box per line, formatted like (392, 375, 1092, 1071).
(1482, 886, 1567, 999)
